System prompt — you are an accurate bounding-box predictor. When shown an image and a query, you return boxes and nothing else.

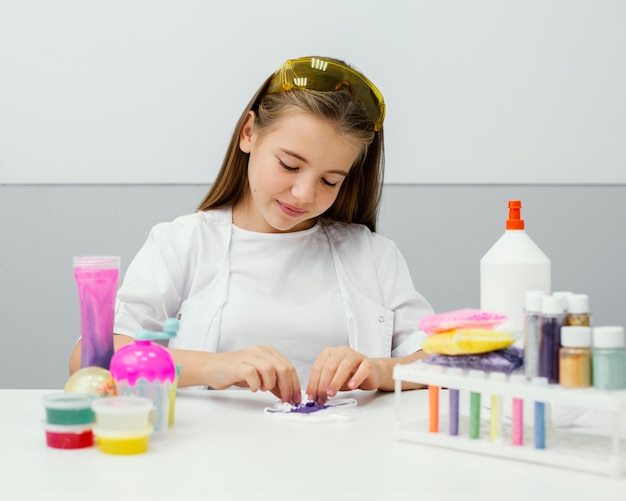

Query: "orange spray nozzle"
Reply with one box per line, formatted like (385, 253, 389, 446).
(506, 200, 525, 230)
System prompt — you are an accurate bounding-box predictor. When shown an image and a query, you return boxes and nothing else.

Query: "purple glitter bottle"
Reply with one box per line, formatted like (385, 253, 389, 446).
(539, 295, 566, 384)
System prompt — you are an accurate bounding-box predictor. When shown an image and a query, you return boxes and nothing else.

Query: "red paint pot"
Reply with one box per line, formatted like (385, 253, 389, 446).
(43, 422, 94, 449)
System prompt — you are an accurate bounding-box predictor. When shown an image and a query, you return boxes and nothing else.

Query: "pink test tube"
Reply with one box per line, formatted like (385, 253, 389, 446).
(510, 374, 526, 446)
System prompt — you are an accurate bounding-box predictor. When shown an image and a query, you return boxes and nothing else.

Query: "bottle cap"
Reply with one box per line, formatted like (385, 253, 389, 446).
(566, 294, 589, 314)
(552, 291, 573, 297)
(593, 326, 625, 349)
(561, 326, 591, 347)
(506, 200, 525, 230)
(525, 290, 547, 312)
(541, 295, 566, 315)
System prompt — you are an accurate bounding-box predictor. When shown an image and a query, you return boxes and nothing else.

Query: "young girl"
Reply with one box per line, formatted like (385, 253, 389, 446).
(69, 56, 433, 405)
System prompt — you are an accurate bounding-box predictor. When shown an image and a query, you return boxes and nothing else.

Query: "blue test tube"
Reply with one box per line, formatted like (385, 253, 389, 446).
(532, 376, 548, 449)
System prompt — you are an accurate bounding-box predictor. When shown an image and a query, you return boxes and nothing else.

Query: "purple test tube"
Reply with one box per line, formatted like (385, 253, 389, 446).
(74, 256, 120, 369)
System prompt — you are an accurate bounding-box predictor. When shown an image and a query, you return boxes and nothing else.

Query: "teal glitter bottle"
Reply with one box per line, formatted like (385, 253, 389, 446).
(592, 326, 626, 390)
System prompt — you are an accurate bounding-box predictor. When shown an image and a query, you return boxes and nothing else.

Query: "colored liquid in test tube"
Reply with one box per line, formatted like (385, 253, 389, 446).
(509, 374, 527, 446)
(489, 372, 506, 443)
(428, 385, 439, 433)
(468, 370, 485, 439)
(532, 376, 549, 449)
(447, 368, 462, 436)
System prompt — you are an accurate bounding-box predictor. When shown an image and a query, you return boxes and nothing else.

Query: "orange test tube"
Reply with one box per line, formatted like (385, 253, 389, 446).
(428, 385, 439, 433)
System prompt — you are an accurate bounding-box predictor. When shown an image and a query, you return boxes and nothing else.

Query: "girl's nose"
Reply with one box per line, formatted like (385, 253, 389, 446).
(291, 178, 315, 203)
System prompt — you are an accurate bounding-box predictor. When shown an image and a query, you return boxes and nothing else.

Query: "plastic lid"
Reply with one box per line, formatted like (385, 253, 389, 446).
(560, 326, 591, 347)
(42, 392, 96, 410)
(91, 396, 153, 416)
(73, 256, 120, 269)
(525, 290, 547, 311)
(134, 318, 179, 341)
(566, 294, 589, 314)
(541, 295, 566, 315)
(42, 421, 94, 433)
(593, 326, 625, 349)
(93, 423, 153, 439)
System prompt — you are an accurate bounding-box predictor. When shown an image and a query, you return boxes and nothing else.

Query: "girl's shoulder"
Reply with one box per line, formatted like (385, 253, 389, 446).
(153, 208, 231, 233)
(322, 219, 398, 255)
(147, 209, 232, 253)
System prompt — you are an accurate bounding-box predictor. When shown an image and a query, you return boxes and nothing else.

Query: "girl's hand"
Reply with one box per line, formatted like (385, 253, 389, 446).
(208, 346, 301, 404)
(306, 346, 382, 404)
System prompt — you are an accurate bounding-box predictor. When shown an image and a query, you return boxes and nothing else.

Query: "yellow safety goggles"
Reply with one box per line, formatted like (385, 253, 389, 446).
(266, 57, 386, 131)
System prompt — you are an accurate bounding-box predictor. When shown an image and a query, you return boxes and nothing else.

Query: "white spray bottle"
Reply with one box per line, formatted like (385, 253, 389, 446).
(480, 200, 551, 335)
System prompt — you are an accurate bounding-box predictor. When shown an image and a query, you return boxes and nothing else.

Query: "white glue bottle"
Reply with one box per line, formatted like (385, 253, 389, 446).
(480, 200, 551, 336)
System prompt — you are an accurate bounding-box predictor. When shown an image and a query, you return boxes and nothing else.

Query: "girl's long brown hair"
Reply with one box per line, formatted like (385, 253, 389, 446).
(197, 68, 385, 232)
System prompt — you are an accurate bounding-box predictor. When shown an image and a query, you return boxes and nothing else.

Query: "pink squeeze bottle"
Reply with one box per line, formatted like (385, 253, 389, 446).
(74, 256, 120, 369)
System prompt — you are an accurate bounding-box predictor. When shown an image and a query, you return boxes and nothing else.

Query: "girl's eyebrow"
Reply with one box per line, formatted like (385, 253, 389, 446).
(280, 148, 349, 176)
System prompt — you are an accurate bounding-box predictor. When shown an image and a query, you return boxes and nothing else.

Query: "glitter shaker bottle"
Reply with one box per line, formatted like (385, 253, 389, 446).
(592, 326, 626, 390)
(559, 326, 592, 388)
(539, 295, 566, 384)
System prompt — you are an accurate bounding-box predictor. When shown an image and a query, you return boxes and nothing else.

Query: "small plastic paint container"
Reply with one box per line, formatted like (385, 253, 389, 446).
(42, 392, 96, 425)
(92, 396, 153, 431)
(43, 422, 94, 449)
(93, 424, 153, 455)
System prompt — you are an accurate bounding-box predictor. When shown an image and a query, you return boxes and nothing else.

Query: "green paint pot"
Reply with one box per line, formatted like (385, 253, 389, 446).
(42, 392, 96, 425)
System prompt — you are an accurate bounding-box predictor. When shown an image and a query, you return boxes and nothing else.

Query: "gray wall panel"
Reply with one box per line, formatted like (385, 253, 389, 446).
(1, 184, 624, 389)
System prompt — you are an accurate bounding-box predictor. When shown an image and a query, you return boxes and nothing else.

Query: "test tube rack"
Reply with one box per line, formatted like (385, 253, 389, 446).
(393, 361, 626, 478)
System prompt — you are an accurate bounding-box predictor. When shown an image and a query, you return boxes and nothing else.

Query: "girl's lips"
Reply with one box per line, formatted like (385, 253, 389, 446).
(277, 200, 306, 218)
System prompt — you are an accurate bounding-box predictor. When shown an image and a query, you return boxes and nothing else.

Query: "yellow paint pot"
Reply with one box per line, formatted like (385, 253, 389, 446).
(94, 424, 153, 455)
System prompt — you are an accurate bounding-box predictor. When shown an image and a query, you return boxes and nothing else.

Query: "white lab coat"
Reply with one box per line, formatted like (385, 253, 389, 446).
(115, 208, 432, 360)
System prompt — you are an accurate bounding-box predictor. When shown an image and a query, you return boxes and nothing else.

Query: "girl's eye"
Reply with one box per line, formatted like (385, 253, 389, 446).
(279, 159, 339, 187)
(279, 160, 297, 172)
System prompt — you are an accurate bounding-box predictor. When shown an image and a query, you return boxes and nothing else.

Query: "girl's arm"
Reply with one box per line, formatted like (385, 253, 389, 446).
(306, 346, 428, 404)
(70, 334, 302, 404)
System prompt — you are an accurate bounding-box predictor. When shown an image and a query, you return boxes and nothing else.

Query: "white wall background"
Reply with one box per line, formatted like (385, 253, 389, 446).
(1, 1, 625, 389)
(1, 0, 625, 184)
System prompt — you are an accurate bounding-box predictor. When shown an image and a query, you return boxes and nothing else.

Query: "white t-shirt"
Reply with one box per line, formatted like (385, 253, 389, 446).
(114, 208, 434, 389)
(218, 223, 348, 383)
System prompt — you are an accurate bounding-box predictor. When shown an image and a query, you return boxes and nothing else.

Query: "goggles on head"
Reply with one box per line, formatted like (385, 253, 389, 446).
(266, 56, 386, 131)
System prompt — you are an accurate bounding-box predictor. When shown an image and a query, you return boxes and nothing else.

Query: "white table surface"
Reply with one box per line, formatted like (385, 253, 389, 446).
(1, 387, 624, 500)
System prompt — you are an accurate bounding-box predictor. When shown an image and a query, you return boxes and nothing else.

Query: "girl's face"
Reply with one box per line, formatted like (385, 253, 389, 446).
(235, 109, 361, 233)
